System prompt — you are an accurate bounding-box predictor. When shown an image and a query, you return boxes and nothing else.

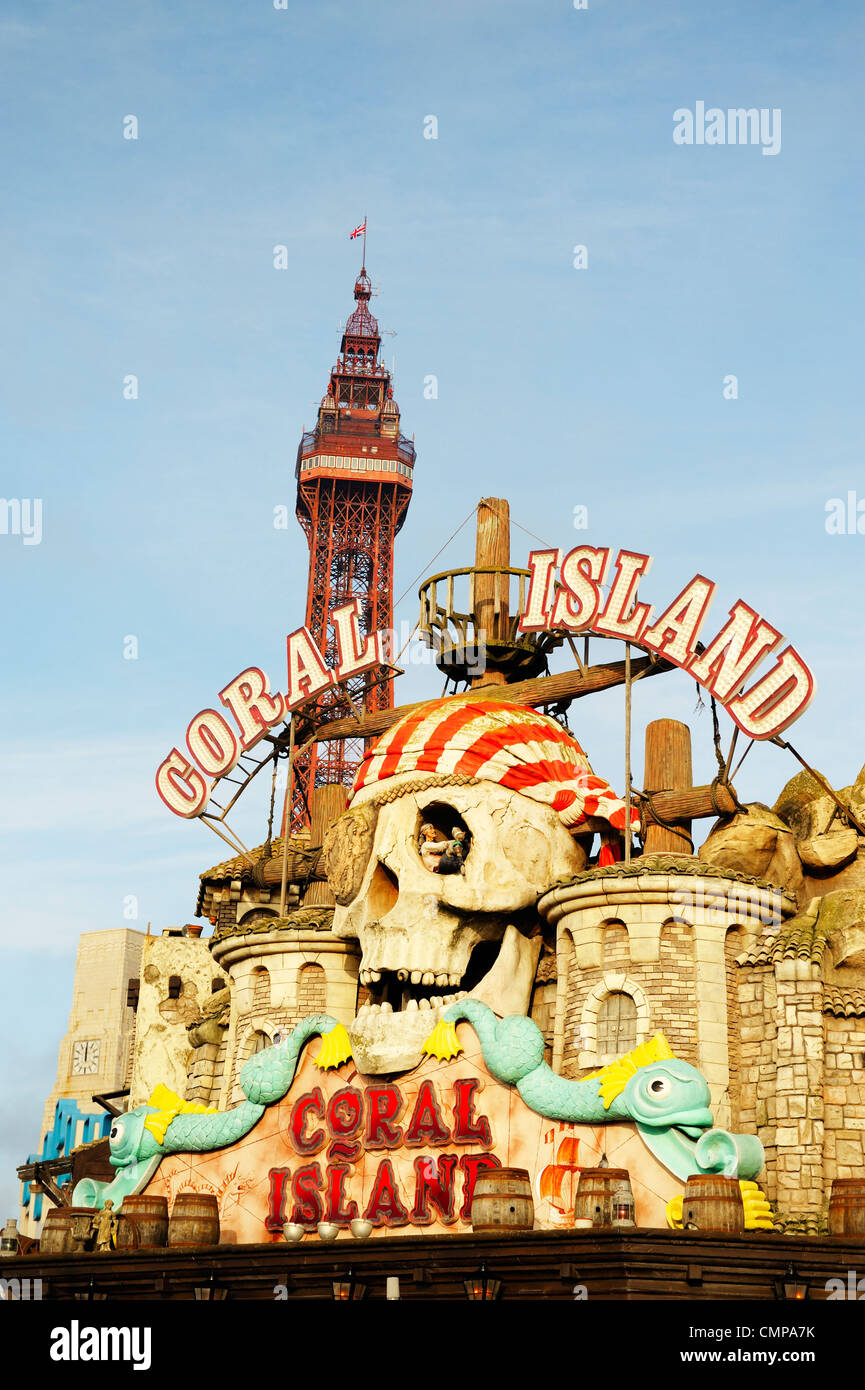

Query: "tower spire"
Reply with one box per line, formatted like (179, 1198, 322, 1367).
(292, 257, 415, 827)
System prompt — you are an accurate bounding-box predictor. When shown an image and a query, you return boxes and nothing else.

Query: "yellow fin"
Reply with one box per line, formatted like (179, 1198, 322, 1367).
(586, 1033, 676, 1109)
(143, 1085, 217, 1144)
(143, 1109, 178, 1146)
(148, 1083, 184, 1111)
(421, 1019, 463, 1063)
(315, 1023, 353, 1071)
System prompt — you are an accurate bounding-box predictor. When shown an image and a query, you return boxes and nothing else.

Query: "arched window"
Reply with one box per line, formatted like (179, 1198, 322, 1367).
(597, 992, 637, 1056)
(251, 1030, 271, 1055)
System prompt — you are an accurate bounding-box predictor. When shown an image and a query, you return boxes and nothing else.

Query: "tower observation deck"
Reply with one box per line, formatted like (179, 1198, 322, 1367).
(293, 263, 415, 826)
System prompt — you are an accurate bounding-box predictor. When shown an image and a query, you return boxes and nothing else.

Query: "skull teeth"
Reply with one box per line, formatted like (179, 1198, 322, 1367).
(353, 989, 465, 1023)
(356, 961, 473, 1021)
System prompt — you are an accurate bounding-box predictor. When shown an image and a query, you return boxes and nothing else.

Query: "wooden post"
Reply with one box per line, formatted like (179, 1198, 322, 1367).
(472, 497, 510, 686)
(624, 645, 632, 863)
(278, 715, 295, 918)
(643, 719, 693, 854)
(302, 784, 347, 906)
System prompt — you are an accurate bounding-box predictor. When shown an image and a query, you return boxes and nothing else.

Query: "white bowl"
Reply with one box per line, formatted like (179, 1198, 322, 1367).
(317, 1222, 339, 1241)
(350, 1218, 373, 1240)
(283, 1222, 305, 1243)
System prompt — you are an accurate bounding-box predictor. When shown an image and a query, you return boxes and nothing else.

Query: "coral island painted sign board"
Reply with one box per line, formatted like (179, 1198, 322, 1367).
(74, 1006, 767, 1238)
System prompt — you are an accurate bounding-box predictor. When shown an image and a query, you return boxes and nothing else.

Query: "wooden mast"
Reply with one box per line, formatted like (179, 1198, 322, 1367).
(642, 719, 694, 854)
(472, 497, 510, 686)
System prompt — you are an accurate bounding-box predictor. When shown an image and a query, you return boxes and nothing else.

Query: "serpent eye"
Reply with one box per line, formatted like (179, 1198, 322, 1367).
(648, 1078, 671, 1098)
(110, 1120, 126, 1142)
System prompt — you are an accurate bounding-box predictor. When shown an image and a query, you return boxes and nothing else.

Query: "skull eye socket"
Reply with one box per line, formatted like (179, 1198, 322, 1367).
(416, 804, 471, 874)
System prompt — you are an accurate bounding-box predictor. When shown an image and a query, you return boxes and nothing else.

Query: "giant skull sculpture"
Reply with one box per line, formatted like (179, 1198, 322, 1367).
(324, 697, 639, 1073)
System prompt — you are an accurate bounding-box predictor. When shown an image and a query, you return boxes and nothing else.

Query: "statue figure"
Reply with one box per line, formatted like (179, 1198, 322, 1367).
(418, 822, 448, 872)
(92, 1198, 117, 1253)
(435, 826, 468, 875)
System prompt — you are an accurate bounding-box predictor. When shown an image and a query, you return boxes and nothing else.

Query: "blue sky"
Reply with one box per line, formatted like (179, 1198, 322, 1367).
(0, 0, 862, 1217)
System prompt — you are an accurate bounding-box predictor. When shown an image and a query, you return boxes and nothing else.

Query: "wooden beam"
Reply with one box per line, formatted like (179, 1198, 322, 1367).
(636, 782, 737, 826)
(17, 1159, 71, 1208)
(298, 654, 674, 747)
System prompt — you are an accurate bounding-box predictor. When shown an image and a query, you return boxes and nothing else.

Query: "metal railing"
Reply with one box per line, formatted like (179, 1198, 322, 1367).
(418, 565, 565, 677)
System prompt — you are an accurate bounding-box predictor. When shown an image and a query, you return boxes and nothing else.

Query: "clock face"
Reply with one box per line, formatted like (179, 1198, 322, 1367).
(72, 1039, 100, 1076)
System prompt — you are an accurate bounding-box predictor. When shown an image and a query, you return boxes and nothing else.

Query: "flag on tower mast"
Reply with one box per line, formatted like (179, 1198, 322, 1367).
(350, 217, 368, 265)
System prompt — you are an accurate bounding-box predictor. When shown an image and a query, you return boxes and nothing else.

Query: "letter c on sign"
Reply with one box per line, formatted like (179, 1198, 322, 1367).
(289, 1089, 326, 1155)
(155, 749, 209, 818)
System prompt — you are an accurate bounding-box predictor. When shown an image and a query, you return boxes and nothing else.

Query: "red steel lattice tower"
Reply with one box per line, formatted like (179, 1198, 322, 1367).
(293, 262, 415, 825)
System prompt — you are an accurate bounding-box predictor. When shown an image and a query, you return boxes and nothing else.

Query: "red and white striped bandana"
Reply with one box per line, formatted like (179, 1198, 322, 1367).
(351, 697, 639, 833)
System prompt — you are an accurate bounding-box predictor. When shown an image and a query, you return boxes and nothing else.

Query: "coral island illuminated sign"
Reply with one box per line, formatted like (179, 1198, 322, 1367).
(155, 547, 815, 818)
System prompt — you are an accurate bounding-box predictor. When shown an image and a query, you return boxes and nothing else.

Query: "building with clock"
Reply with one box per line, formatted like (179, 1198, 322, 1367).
(18, 927, 145, 1239)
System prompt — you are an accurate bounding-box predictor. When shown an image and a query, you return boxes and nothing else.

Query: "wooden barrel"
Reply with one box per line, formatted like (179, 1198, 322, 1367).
(828, 1179, 865, 1236)
(574, 1168, 632, 1228)
(470, 1168, 534, 1232)
(682, 1174, 744, 1232)
(117, 1195, 169, 1250)
(40, 1207, 76, 1254)
(168, 1193, 220, 1247)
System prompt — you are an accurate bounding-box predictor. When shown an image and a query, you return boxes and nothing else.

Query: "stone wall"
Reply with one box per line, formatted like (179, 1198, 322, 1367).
(724, 926, 745, 1123)
(736, 959, 852, 1217)
(557, 918, 698, 1077)
(129, 934, 228, 1108)
(820, 1016, 865, 1186)
(733, 965, 777, 1196)
(772, 964, 825, 1216)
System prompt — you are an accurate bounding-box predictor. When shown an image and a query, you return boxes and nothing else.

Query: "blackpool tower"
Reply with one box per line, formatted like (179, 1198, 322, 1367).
(292, 259, 415, 826)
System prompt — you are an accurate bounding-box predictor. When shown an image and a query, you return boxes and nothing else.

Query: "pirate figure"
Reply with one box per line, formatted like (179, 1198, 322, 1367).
(418, 822, 448, 872)
(435, 826, 468, 875)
